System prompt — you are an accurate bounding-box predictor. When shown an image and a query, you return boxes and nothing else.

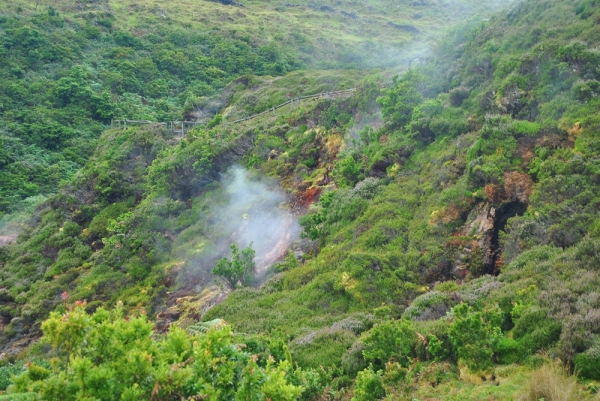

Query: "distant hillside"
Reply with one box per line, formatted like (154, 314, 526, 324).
(0, 0, 509, 232)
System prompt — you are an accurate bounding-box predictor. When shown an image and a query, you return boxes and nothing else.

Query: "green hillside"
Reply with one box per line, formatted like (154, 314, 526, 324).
(0, 0, 507, 221)
(3, 0, 600, 399)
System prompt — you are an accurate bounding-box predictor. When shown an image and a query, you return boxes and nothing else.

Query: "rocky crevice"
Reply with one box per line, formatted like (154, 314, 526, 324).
(454, 172, 532, 279)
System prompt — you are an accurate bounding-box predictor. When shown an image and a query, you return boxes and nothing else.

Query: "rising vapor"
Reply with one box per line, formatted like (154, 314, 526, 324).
(210, 166, 301, 277)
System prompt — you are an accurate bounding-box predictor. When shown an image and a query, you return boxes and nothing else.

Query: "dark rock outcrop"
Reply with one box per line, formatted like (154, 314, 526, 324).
(341, 10, 358, 19)
(207, 0, 245, 7)
(387, 21, 420, 34)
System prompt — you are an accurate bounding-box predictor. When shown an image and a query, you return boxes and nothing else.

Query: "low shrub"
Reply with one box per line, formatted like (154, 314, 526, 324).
(402, 291, 458, 321)
(352, 365, 385, 401)
(494, 337, 523, 364)
(574, 343, 600, 380)
(361, 319, 416, 369)
(342, 340, 368, 376)
(448, 303, 502, 371)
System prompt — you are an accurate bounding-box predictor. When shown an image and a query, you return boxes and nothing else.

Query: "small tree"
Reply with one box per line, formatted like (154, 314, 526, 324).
(448, 303, 503, 371)
(213, 243, 256, 290)
(361, 319, 416, 369)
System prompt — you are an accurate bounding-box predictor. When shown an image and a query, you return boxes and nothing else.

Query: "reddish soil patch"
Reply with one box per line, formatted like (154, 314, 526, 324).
(0, 236, 16, 245)
(301, 187, 322, 208)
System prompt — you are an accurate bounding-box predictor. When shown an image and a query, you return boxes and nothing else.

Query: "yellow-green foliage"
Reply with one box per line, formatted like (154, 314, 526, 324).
(6, 303, 302, 400)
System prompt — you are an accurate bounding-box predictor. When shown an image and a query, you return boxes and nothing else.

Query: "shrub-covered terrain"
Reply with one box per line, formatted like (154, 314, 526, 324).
(0, 0, 507, 219)
(0, 1, 296, 217)
(3, 0, 600, 399)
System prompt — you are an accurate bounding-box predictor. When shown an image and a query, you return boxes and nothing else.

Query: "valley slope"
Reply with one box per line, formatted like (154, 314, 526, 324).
(4, 0, 600, 399)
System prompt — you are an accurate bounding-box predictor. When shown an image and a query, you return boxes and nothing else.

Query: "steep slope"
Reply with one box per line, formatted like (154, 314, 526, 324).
(199, 0, 600, 395)
(6, 0, 600, 398)
(0, 0, 507, 223)
(0, 0, 510, 352)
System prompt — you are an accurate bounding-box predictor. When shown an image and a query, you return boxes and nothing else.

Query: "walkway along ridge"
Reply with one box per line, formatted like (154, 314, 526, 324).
(111, 88, 357, 137)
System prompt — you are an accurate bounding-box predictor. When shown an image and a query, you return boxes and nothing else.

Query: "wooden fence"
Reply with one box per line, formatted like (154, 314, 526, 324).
(110, 120, 206, 137)
(229, 88, 357, 124)
(111, 88, 357, 136)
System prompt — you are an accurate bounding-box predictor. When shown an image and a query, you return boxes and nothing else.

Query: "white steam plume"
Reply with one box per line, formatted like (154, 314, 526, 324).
(210, 166, 301, 276)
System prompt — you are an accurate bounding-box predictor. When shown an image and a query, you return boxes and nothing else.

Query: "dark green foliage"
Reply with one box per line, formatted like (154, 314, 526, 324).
(511, 306, 561, 354)
(448, 303, 502, 371)
(427, 334, 448, 362)
(0, 125, 170, 329)
(0, 363, 24, 391)
(575, 345, 600, 380)
(5, 0, 600, 393)
(331, 155, 364, 188)
(377, 70, 425, 130)
(0, 10, 298, 216)
(494, 338, 524, 365)
(361, 320, 416, 369)
(86, 202, 129, 241)
(409, 97, 468, 143)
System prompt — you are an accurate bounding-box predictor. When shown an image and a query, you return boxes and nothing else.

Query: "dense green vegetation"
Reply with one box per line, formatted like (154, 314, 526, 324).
(0, 0, 508, 219)
(3, 0, 600, 399)
(3, 302, 302, 400)
(206, 0, 600, 397)
(0, 4, 295, 217)
(213, 244, 256, 290)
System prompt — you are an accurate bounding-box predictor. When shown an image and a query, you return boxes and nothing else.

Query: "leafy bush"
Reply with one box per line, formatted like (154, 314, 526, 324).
(213, 243, 256, 290)
(86, 202, 129, 240)
(448, 303, 503, 371)
(575, 341, 600, 380)
(361, 320, 416, 369)
(512, 306, 562, 355)
(6, 303, 302, 400)
(377, 70, 425, 129)
(0, 363, 24, 391)
(494, 337, 523, 364)
(427, 335, 448, 362)
(352, 365, 385, 401)
(0, 9, 299, 214)
(342, 341, 368, 376)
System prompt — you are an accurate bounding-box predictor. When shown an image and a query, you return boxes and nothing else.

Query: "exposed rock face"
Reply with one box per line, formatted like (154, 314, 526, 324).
(453, 171, 532, 279)
(452, 203, 495, 280)
(0, 316, 40, 359)
(456, 201, 528, 279)
(466, 203, 498, 273)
